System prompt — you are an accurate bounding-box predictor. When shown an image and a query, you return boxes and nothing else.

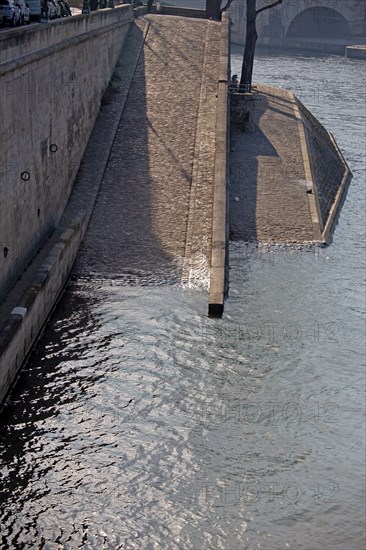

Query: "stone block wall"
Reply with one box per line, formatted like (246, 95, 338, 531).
(296, 98, 349, 229)
(0, 6, 133, 302)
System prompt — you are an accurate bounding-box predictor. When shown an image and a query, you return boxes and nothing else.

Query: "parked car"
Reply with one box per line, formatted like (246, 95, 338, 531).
(26, 0, 63, 20)
(0, 0, 21, 26)
(16, 0, 30, 23)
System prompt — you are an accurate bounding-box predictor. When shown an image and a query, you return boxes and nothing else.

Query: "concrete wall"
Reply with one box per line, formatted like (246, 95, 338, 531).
(0, 6, 133, 302)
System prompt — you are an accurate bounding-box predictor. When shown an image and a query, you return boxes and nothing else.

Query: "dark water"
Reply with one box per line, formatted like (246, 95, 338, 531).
(0, 51, 365, 549)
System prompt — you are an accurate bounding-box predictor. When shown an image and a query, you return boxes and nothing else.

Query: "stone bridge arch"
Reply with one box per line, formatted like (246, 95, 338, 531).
(286, 7, 351, 38)
(277, 0, 365, 40)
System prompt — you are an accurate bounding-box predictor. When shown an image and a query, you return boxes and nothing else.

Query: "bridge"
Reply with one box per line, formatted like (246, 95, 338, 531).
(229, 0, 366, 50)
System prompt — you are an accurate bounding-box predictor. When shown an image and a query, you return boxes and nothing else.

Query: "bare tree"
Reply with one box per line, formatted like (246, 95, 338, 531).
(240, 0, 283, 90)
(206, 0, 283, 91)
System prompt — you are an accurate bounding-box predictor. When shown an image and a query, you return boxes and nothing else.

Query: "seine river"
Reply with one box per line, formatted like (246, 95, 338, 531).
(0, 49, 365, 549)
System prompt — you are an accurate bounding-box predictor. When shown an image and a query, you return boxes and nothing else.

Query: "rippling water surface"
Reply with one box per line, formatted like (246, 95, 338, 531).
(0, 51, 365, 549)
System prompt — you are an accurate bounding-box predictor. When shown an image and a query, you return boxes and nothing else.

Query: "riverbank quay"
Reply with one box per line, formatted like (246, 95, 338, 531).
(0, 13, 225, 405)
(229, 84, 351, 245)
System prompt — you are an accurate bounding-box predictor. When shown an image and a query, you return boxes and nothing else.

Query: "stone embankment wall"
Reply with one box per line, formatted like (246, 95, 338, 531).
(0, 6, 133, 303)
(296, 98, 352, 241)
(0, 215, 86, 405)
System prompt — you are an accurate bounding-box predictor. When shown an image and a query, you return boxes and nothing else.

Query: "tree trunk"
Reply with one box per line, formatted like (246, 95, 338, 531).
(240, 0, 257, 91)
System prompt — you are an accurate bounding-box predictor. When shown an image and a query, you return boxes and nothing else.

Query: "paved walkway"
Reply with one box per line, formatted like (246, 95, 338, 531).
(74, 15, 221, 283)
(229, 85, 315, 243)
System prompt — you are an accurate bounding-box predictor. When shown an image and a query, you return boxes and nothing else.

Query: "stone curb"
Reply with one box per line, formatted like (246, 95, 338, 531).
(346, 45, 366, 60)
(289, 91, 323, 242)
(0, 214, 85, 407)
(133, 6, 148, 18)
(321, 131, 353, 244)
(208, 11, 230, 318)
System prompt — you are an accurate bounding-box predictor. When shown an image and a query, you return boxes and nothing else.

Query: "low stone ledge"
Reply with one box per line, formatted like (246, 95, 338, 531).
(0, 315, 22, 351)
(18, 288, 38, 310)
(208, 11, 230, 318)
(133, 5, 147, 17)
(295, 96, 352, 243)
(0, 214, 85, 407)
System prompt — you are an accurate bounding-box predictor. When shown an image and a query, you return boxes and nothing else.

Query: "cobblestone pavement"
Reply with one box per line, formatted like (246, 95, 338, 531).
(229, 85, 315, 243)
(75, 15, 221, 283)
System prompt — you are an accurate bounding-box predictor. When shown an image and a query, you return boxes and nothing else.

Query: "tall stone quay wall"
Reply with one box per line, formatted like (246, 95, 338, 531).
(0, 6, 133, 303)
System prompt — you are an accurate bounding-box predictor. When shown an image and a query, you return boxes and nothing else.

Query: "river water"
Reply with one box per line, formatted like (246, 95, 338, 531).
(0, 50, 365, 549)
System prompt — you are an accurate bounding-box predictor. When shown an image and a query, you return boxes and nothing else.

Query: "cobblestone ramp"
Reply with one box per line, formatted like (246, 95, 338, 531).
(74, 15, 221, 284)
